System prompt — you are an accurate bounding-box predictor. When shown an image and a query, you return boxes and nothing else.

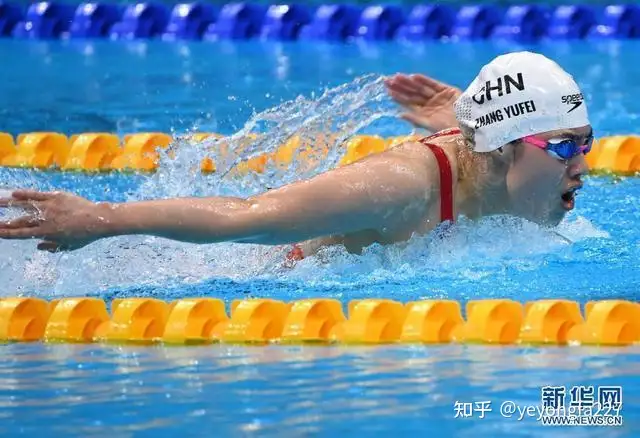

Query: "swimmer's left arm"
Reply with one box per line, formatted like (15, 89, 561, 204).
(0, 149, 433, 251)
(239, 150, 433, 244)
(97, 149, 432, 245)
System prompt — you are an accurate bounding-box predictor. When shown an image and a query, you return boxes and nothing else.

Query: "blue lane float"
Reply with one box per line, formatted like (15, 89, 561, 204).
(451, 5, 504, 40)
(588, 5, 640, 39)
(204, 2, 266, 40)
(0, 1, 22, 36)
(260, 4, 311, 41)
(547, 5, 597, 39)
(354, 5, 405, 40)
(395, 5, 456, 41)
(69, 3, 122, 38)
(299, 4, 361, 41)
(12, 1, 76, 39)
(1, 2, 640, 42)
(109, 2, 169, 40)
(491, 5, 551, 42)
(161, 2, 218, 41)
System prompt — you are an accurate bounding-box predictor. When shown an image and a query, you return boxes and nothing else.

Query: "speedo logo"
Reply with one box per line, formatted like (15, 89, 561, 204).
(561, 93, 584, 113)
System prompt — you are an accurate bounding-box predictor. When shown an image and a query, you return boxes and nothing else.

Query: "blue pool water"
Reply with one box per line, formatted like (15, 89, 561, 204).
(1, 37, 639, 435)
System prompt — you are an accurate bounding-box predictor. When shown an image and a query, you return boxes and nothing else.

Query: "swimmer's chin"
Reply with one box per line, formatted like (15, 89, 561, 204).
(531, 209, 567, 228)
(512, 203, 567, 228)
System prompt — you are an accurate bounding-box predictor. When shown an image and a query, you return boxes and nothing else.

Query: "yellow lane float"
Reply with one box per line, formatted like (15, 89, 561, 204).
(0, 132, 17, 166)
(12, 132, 70, 169)
(110, 133, 173, 171)
(0, 297, 637, 347)
(45, 297, 110, 342)
(0, 131, 638, 175)
(64, 133, 122, 171)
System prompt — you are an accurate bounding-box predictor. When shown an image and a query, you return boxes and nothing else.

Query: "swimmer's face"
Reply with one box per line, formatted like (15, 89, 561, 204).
(505, 125, 591, 226)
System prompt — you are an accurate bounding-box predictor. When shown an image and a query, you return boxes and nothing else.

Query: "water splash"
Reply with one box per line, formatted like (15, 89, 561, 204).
(0, 74, 404, 296)
(0, 209, 609, 298)
(277, 214, 610, 284)
(135, 73, 397, 200)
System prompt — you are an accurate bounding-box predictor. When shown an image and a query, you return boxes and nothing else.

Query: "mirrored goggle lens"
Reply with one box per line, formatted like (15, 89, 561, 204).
(548, 138, 591, 159)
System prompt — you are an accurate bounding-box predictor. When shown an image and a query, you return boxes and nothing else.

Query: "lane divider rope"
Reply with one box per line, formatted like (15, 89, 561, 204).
(0, 132, 638, 175)
(0, 297, 638, 346)
(0, 3, 637, 42)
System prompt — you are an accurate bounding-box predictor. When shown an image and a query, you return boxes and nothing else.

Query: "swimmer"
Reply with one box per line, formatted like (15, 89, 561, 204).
(0, 51, 592, 260)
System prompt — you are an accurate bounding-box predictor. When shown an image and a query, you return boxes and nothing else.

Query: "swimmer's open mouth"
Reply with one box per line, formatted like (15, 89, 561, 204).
(561, 185, 581, 209)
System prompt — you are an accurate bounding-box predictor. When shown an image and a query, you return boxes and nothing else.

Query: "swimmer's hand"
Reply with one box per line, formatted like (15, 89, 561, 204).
(385, 73, 461, 133)
(0, 190, 108, 252)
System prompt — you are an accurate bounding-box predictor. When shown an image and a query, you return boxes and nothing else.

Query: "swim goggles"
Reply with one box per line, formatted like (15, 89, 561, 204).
(522, 134, 593, 161)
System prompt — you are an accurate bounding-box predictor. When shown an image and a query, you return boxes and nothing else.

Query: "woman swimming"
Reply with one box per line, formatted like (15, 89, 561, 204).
(0, 51, 592, 259)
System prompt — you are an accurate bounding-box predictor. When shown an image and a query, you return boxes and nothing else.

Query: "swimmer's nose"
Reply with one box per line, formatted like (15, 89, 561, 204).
(567, 154, 588, 181)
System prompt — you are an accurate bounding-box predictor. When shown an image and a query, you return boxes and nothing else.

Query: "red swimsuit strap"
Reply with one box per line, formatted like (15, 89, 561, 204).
(418, 129, 458, 223)
(423, 128, 461, 140)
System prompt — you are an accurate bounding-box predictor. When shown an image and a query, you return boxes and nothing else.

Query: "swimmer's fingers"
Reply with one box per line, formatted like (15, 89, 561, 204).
(388, 89, 425, 108)
(11, 190, 58, 202)
(0, 226, 45, 239)
(386, 74, 420, 92)
(387, 74, 457, 110)
(0, 215, 42, 230)
(391, 74, 441, 99)
(0, 198, 41, 212)
(0, 213, 46, 241)
(0, 189, 55, 211)
(411, 74, 461, 95)
(386, 78, 426, 106)
(386, 75, 427, 100)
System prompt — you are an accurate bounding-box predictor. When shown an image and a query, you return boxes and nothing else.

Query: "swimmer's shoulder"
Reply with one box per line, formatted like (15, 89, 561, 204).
(396, 128, 462, 151)
(390, 129, 462, 184)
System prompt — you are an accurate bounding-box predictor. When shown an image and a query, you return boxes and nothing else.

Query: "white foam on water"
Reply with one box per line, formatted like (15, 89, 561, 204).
(0, 211, 609, 298)
(278, 213, 610, 285)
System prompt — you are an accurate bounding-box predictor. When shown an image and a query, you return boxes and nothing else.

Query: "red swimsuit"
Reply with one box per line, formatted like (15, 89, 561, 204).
(286, 128, 459, 262)
(417, 128, 458, 222)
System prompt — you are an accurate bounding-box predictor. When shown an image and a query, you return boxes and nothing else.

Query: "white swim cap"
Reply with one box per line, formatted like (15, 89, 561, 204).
(454, 51, 591, 153)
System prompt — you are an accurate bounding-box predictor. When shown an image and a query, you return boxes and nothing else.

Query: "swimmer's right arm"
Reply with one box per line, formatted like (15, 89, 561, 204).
(0, 146, 433, 251)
